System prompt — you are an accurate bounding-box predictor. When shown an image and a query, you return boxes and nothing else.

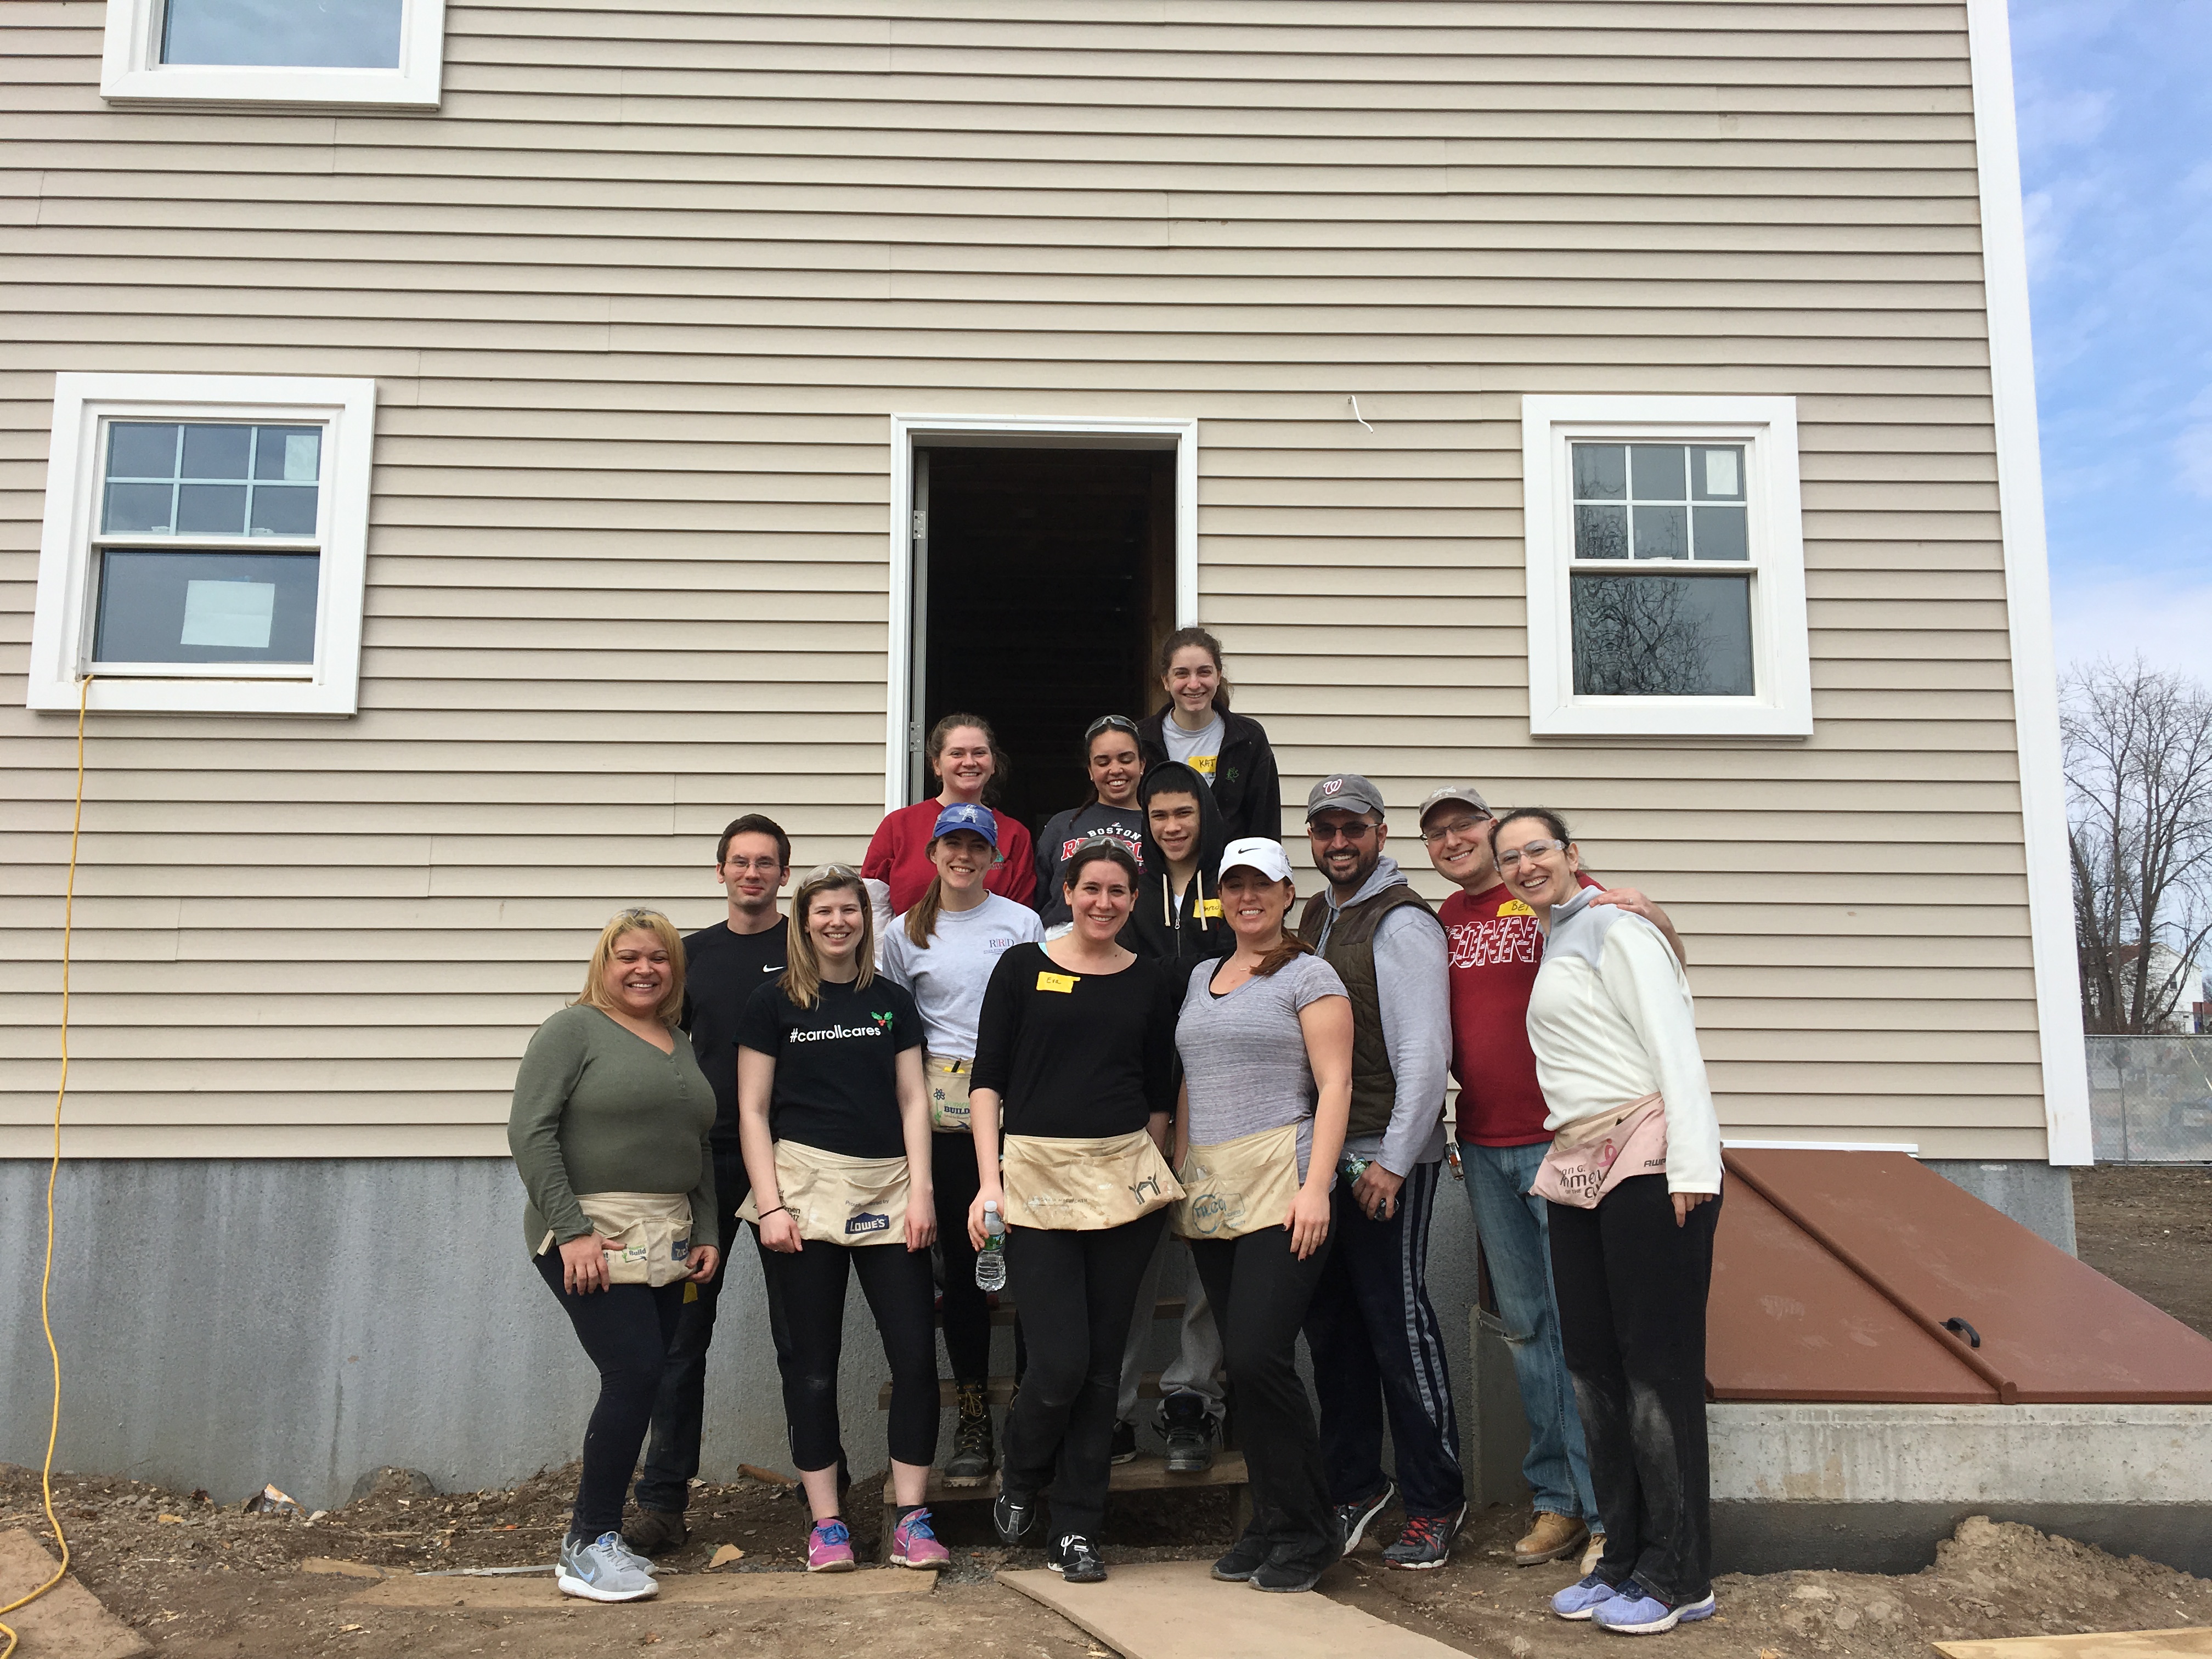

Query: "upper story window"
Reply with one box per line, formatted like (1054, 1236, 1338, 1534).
(28, 374, 376, 717)
(1522, 396, 1812, 738)
(101, 0, 445, 108)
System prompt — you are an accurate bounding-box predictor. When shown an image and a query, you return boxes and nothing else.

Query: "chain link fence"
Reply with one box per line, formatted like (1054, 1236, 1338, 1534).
(2087, 1036, 2212, 1161)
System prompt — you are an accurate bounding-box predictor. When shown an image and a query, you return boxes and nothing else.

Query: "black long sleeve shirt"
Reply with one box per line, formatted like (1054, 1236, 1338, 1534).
(970, 944, 1179, 1139)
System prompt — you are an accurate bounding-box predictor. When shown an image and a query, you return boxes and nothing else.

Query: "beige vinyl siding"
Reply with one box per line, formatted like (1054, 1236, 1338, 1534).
(1, 0, 2046, 1159)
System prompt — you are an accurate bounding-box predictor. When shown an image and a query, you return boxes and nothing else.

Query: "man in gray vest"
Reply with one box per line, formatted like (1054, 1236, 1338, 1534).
(1295, 772, 1465, 1568)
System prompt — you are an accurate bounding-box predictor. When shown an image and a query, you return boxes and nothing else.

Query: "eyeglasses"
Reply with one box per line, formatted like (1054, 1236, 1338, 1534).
(1085, 714, 1140, 742)
(803, 862, 860, 885)
(1494, 839, 1570, 872)
(1419, 815, 1491, 846)
(1308, 821, 1378, 844)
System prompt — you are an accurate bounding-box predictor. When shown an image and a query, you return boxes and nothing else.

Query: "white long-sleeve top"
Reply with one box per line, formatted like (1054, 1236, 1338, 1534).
(1526, 887, 1722, 1194)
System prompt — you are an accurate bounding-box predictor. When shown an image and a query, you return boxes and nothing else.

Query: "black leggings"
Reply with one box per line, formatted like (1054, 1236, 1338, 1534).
(757, 1230, 939, 1473)
(932, 1132, 991, 1383)
(1191, 1226, 1336, 1572)
(1002, 1210, 1167, 1541)
(1548, 1176, 1721, 1606)
(534, 1250, 687, 1540)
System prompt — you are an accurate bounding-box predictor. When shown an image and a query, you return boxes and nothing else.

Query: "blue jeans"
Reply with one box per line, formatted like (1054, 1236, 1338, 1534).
(1459, 1139, 1598, 1523)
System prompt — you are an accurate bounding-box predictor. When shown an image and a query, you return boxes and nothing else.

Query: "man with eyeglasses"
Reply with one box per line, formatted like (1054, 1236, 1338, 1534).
(1418, 785, 1682, 1577)
(1293, 774, 1465, 1570)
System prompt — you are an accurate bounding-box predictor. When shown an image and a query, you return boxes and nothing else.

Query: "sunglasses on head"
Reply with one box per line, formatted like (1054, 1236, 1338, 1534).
(1085, 714, 1141, 742)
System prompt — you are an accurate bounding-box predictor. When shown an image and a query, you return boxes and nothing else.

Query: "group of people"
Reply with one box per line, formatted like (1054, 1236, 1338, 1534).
(508, 625, 1726, 1636)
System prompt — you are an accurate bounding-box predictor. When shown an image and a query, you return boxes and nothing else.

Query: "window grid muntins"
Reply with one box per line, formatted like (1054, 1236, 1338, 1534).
(101, 421, 323, 540)
(1571, 442, 1748, 564)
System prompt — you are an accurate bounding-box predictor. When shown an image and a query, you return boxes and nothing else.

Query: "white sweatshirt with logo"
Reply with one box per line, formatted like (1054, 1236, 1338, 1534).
(1525, 888, 1722, 1195)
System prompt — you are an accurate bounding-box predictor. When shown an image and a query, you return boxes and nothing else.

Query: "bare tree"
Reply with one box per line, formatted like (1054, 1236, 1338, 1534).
(2063, 657, 2212, 1032)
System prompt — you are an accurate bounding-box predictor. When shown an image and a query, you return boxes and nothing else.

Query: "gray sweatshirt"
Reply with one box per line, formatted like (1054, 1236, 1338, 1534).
(1308, 855, 1450, 1175)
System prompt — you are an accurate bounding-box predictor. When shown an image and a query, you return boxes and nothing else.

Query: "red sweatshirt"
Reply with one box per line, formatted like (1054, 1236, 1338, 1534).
(862, 800, 1037, 915)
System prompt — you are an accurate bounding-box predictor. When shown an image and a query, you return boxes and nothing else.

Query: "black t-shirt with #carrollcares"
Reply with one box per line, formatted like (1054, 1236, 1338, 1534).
(736, 974, 925, 1160)
(682, 917, 790, 1156)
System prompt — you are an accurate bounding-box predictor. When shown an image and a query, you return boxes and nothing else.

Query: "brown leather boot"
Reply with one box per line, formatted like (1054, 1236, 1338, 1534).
(1514, 1510, 1589, 1566)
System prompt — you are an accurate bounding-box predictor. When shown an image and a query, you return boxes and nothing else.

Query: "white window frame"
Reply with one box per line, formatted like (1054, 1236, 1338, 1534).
(27, 373, 376, 718)
(100, 0, 445, 109)
(1522, 394, 1812, 738)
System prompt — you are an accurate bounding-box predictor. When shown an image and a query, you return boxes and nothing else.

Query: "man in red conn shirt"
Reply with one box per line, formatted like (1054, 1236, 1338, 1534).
(1417, 785, 1685, 1577)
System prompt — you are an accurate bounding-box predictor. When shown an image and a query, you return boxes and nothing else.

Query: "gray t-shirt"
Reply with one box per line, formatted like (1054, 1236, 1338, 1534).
(879, 892, 1042, 1059)
(1161, 710, 1226, 787)
(1175, 950, 1349, 1178)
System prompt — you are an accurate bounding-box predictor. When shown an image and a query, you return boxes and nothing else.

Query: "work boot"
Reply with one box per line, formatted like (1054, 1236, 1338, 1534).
(1513, 1510, 1588, 1567)
(1160, 1391, 1216, 1473)
(620, 1506, 689, 1556)
(944, 1381, 995, 1485)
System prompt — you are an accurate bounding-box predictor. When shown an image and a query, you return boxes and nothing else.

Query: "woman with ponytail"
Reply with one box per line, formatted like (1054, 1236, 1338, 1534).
(878, 803, 1042, 1487)
(1136, 627, 1282, 844)
(865, 713, 1035, 912)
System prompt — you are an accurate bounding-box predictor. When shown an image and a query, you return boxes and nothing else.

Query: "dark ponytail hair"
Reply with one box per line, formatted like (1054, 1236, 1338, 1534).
(926, 711, 1007, 805)
(1155, 625, 1231, 713)
(1062, 837, 1140, 893)
(1493, 806, 1573, 847)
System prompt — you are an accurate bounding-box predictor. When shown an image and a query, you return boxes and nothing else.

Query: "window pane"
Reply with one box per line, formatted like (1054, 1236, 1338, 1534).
(108, 423, 180, 479)
(176, 482, 249, 534)
(254, 426, 322, 482)
(161, 0, 403, 68)
(1692, 445, 1745, 501)
(103, 482, 176, 534)
(1633, 504, 1689, 560)
(1572, 443, 1627, 501)
(93, 550, 320, 665)
(1692, 504, 1748, 561)
(180, 423, 252, 480)
(249, 484, 318, 536)
(1630, 443, 1686, 501)
(1571, 574, 1754, 697)
(1574, 503, 1629, 560)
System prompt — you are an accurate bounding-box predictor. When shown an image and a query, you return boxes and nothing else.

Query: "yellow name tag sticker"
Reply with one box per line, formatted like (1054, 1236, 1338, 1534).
(1496, 899, 1536, 917)
(1188, 754, 1218, 776)
(1199, 899, 1223, 919)
(1036, 971, 1081, 994)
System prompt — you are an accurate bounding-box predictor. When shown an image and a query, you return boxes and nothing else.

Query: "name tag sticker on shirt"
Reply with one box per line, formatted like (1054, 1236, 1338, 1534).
(1199, 899, 1223, 919)
(1189, 755, 1218, 777)
(1036, 971, 1081, 993)
(1496, 899, 1536, 918)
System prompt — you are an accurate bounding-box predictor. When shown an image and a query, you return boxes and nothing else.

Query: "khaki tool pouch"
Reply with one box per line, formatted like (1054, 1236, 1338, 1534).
(542, 1190, 695, 1287)
(737, 1139, 911, 1246)
(1172, 1122, 1302, 1241)
(1531, 1094, 1668, 1210)
(1000, 1128, 1184, 1231)
(926, 1053, 974, 1133)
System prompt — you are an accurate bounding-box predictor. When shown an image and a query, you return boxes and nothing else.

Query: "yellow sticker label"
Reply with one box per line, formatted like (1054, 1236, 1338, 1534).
(1036, 971, 1081, 994)
(1199, 899, 1223, 919)
(1496, 899, 1536, 917)
(1187, 753, 1218, 777)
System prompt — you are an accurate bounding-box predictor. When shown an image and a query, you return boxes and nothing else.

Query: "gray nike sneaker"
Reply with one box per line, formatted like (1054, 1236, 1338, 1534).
(556, 1530, 660, 1602)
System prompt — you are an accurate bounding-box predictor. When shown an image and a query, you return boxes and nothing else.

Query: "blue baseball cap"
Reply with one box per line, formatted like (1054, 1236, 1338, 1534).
(930, 802, 999, 849)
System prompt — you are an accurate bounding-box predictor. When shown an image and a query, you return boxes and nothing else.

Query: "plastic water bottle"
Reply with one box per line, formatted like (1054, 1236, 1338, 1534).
(975, 1201, 1007, 1292)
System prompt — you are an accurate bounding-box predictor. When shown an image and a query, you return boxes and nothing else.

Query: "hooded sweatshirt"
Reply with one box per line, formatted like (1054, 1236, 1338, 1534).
(1118, 759, 1234, 996)
(1137, 706, 1283, 845)
(1032, 799, 1148, 930)
(1304, 854, 1451, 1177)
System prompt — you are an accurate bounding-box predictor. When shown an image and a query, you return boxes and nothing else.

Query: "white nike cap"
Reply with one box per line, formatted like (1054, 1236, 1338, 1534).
(1218, 837, 1295, 885)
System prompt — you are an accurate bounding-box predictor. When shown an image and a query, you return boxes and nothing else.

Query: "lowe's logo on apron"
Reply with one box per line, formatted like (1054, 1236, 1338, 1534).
(845, 1211, 890, 1236)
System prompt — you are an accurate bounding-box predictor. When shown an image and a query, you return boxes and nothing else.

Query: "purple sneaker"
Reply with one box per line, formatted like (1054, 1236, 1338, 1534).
(806, 1516, 855, 1573)
(889, 1507, 951, 1570)
(1590, 1580, 1717, 1634)
(1551, 1572, 1620, 1621)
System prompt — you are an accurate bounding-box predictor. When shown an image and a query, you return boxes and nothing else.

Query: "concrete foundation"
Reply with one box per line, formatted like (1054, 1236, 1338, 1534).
(1925, 1158, 2078, 1255)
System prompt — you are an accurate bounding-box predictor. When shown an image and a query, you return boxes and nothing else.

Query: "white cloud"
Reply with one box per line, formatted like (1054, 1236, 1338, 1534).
(2052, 573, 2212, 684)
(2017, 83, 2115, 156)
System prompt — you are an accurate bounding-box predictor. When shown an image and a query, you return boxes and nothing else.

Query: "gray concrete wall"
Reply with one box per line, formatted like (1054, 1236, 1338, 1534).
(0, 1156, 1483, 1514)
(1925, 1159, 2077, 1255)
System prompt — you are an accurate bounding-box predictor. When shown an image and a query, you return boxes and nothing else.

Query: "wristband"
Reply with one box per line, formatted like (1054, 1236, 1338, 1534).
(758, 1205, 788, 1221)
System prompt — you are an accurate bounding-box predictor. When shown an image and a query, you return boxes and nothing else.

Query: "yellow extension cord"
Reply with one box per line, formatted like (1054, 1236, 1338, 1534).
(0, 674, 87, 1659)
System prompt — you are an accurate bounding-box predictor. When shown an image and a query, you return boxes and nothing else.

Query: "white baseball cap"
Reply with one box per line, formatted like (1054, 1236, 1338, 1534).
(1218, 837, 1294, 885)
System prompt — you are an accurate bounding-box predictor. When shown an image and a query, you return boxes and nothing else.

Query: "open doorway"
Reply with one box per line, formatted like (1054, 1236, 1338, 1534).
(909, 444, 1178, 836)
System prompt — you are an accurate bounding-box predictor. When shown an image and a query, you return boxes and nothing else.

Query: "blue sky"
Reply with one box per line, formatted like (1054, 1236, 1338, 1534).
(2012, 0, 2212, 679)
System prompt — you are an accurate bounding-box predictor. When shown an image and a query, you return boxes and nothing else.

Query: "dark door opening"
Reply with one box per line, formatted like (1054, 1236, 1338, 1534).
(915, 445, 1177, 837)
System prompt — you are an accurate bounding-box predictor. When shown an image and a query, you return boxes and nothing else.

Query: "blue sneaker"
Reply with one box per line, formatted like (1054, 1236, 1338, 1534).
(1550, 1572, 1620, 1621)
(556, 1530, 659, 1601)
(1590, 1581, 1718, 1635)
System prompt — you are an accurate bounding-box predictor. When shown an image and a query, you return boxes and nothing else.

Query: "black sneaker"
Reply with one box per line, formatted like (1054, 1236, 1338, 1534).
(1382, 1504, 1465, 1571)
(1108, 1419, 1139, 1464)
(1160, 1391, 1216, 1473)
(1334, 1481, 1395, 1556)
(1251, 1556, 1327, 1594)
(944, 1381, 995, 1485)
(1211, 1534, 1271, 1583)
(992, 1489, 1037, 1545)
(620, 1506, 687, 1556)
(1049, 1533, 1107, 1583)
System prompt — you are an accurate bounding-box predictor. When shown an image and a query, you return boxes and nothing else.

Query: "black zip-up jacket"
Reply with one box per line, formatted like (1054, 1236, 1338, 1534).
(1118, 759, 1234, 997)
(1136, 705, 1282, 845)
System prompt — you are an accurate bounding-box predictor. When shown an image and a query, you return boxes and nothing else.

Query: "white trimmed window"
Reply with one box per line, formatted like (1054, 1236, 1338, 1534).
(1521, 396, 1812, 738)
(27, 374, 376, 717)
(100, 0, 444, 109)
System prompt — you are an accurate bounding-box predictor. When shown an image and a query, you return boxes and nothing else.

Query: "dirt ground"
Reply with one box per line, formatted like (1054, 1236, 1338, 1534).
(7, 1462, 2211, 1658)
(2072, 1162, 2212, 1336)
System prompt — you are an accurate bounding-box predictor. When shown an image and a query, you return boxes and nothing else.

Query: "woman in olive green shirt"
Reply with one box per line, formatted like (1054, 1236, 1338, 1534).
(508, 908, 718, 1602)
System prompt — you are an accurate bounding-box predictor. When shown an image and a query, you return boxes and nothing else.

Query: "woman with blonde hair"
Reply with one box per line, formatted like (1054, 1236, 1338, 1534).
(510, 909, 721, 1604)
(737, 864, 946, 1573)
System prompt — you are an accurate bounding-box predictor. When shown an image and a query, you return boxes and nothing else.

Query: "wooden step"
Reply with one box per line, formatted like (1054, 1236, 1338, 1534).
(877, 1371, 1167, 1410)
(912, 1449, 1248, 1506)
(939, 1296, 1184, 1330)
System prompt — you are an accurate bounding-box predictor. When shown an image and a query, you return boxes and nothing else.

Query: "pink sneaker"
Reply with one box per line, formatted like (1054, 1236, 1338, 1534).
(806, 1517, 855, 1572)
(890, 1507, 951, 1570)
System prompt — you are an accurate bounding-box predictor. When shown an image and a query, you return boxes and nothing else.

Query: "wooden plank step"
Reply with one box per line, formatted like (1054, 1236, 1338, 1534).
(1932, 1633, 2212, 1659)
(941, 1297, 1184, 1329)
(878, 1371, 1166, 1409)
(911, 1451, 1246, 1506)
(349, 1565, 934, 1611)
